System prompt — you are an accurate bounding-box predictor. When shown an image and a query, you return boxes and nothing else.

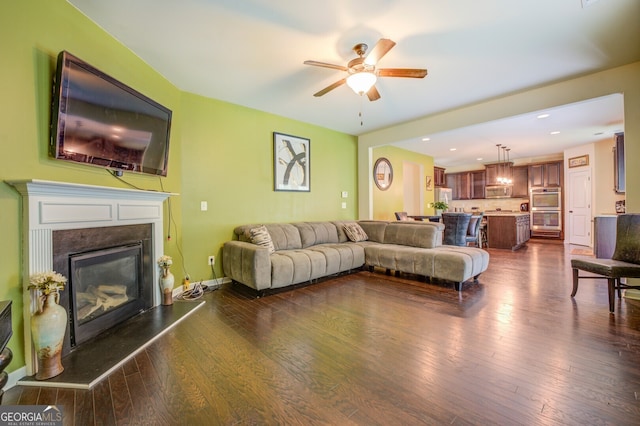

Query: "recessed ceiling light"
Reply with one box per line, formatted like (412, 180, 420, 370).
(477, 157, 483, 161)
(449, 148, 456, 151)
(422, 137, 430, 142)
(550, 131, 560, 135)
(537, 114, 550, 119)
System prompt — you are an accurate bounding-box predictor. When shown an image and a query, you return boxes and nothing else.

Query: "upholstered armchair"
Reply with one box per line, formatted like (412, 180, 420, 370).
(442, 212, 472, 246)
(571, 214, 640, 313)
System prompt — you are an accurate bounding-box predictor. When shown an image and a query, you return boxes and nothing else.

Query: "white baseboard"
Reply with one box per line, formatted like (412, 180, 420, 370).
(4, 365, 27, 392)
(172, 277, 229, 299)
(624, 289, 640, 300)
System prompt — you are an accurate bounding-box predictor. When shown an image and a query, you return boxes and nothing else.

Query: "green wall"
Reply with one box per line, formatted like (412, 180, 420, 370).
(0, 0, 358, 376)
(371, 146, 435, 221)
(179, 92, 358, 282)
(0, 0, 180, 374)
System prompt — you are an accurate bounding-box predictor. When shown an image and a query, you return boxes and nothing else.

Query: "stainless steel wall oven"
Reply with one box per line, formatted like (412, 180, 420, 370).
(530, 188, 562, 236)
(530, 188, 561, 210)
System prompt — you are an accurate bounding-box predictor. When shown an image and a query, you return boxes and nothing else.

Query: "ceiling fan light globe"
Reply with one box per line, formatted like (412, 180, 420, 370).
(346, 72, 377, 95)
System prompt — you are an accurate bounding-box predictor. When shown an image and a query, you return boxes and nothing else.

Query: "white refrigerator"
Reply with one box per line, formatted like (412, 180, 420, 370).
(434, 187, 452, 204)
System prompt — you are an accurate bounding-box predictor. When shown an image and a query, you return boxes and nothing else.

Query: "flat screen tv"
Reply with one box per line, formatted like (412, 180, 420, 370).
(50, 51, 172, 176)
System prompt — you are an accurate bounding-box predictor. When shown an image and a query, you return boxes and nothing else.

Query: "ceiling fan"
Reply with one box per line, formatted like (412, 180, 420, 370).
(304, 38, 428, 101)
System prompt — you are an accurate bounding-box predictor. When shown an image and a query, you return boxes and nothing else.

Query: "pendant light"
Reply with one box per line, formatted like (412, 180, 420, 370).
(495, 144, 513, 185)
(496, 144, 504, 184)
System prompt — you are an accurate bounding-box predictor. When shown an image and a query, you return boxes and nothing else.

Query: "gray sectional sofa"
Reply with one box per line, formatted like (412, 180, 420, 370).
(222, 220, 489, 294)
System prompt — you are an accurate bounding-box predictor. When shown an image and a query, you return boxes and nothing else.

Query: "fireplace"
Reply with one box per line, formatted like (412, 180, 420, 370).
(53, 224, 154, 355)
(7, 179, 171, 376)
(69, 243, 146, 348)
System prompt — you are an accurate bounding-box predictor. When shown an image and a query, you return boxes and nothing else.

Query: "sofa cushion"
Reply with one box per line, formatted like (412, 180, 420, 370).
(332, 221, 361, 242)
(383, 222, 443, 249)
(343, 223, 368, 242)
(270, 251, 313, 288)
(431, 246, 490, 282)
(309, 243, 366, 272)
(293, 222, 339, 248)
(235, 223, 302, 251)
(364, 244, 436, 276)
(248, 225, 275, 253)
(356, 221, 389, 243)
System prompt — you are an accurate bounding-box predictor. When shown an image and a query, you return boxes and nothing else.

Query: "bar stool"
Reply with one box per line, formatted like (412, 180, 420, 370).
(479, 219, 488, 248)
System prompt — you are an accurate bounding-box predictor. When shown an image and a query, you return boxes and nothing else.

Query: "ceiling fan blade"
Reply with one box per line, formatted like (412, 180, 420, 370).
(364, 38, 396, 66)
(313, 78, 346, 97)
(377, 68, 428, 78)
(366, 85, 381, 101)
(304, 60, 348, 72)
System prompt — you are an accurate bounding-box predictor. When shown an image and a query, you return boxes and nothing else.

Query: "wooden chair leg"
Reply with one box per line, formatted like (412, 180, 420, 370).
(571, 268, 579, 297)
(607, 278, 616, 313)
(617, 278, 622, 299)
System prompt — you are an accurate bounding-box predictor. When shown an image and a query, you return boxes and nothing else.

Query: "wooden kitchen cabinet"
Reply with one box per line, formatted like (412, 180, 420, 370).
(511, 165, 529, 198)
(487, 214, 530, 250)
(516, 214, 531, 247)
(445, 172, 470, 200)
(445, 174, 454, 195)
(434, 166, 446, 187)
(485, 164, 499, 185)
(529, 161, 562, 188)
(470, 170, 485, 199)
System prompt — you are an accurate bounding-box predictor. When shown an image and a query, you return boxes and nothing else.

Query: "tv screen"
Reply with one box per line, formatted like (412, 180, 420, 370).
(50, 51, 172, 176)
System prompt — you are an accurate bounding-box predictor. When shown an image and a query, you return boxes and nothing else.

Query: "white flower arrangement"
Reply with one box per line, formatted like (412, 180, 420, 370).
(28, 271, 67, 295)
(157, 255, 173, 268)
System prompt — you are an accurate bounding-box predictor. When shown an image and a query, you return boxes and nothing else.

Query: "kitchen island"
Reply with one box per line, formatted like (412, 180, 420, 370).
(485, 212, 530, 250)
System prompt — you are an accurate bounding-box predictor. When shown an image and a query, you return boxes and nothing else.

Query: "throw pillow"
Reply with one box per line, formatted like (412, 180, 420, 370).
(249, 225, 275, 253)
(343, 223, 368, 242)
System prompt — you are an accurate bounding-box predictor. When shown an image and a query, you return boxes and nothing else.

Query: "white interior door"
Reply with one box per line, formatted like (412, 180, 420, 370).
(568, 168, 592, 246)
(403, 162, 423, 215)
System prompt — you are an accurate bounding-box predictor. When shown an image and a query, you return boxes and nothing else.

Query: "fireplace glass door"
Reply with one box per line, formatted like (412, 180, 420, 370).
(69, 242, 146, 347)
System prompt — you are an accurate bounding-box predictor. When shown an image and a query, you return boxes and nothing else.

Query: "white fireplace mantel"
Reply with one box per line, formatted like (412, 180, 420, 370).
(7, 179, 173, 376)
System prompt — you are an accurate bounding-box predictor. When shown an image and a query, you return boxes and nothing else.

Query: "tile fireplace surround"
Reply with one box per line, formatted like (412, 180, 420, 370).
(7, 179, 172, 377)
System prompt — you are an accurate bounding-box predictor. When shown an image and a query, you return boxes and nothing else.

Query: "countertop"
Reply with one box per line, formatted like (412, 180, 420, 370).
(483, 212, 529, 217)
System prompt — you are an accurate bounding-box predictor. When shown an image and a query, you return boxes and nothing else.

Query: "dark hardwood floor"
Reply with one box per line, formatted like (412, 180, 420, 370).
(4, 240, 640, 425)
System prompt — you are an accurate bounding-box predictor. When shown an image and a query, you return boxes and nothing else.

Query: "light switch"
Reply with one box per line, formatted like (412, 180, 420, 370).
(200, 201, 208, 211)
(341, 202, 347, 209)
(341, 191, 348, 198)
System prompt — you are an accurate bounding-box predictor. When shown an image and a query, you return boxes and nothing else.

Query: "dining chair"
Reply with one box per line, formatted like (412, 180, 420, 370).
(442, 212, 472, 246)
(571, 214, 640, 313)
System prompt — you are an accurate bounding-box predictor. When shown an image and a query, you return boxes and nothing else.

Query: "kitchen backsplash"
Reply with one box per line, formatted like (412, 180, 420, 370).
(448, 197, 529, 212)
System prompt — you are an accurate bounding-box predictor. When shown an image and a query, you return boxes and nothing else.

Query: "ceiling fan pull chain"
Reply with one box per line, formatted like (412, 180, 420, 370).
(359, 95, 364, 126)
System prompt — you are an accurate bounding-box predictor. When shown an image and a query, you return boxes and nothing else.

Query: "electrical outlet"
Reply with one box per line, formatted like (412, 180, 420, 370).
(208, 255, 215, 266)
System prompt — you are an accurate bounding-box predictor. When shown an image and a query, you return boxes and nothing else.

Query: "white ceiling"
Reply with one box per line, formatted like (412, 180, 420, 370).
(68, 0, 639, 167)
